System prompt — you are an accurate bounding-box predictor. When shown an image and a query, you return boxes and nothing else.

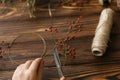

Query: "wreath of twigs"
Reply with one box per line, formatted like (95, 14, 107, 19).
(8, 32, 47, 63)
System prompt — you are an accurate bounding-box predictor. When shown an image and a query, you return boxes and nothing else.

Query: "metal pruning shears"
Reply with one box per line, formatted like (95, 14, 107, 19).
(48, 1, 65, 79)
(54, 47, 65, 79)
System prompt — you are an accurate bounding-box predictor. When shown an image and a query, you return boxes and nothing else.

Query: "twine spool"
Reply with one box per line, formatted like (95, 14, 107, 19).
(99, 0, 111, 6)
(117, 0, 120, 7)
(91, 8, 114, 56)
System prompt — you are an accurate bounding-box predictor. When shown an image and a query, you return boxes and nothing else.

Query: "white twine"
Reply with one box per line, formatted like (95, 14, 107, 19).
(91, 8, 114, 56)
(117, 0, 120, 7)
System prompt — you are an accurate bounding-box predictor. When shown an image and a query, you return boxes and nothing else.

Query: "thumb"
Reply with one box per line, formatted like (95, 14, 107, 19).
(37, 59, 44, 80)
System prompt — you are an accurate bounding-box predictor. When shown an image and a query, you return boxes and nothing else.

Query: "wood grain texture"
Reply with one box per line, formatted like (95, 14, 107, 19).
(0, 0, 120, 80)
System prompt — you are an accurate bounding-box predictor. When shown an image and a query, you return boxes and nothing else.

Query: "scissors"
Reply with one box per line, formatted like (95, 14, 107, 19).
(54, 47, 66, 80)
(48, 1, 66, 80)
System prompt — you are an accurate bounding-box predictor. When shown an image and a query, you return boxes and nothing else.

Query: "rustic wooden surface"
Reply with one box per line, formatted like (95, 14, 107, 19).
(0, 0, 120, 80)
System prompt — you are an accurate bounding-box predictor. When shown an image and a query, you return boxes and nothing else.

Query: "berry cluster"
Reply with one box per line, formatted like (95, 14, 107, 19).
(45, 15, 83, 58)
(56, 38, 76, 58)
(68, 16, 83, 34)
(0, 41, 5, 58)
(45, 26, 59, 33)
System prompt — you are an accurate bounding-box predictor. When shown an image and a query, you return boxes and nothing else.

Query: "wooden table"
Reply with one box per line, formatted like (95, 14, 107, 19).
(0, 0, 120, 80)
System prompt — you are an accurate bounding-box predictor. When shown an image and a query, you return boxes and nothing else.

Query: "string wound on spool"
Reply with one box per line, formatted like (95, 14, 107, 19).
(117, 0, 120, 7)
(99, 0, 111, 6)
(91, 8, 114, 56)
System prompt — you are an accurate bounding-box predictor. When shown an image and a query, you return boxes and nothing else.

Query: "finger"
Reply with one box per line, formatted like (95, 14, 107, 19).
(29, 58, 42, 72)
(24, 60, 33, 69)
(14, 64, 24, 74)
(37, 59, 44, 80)
(60, 77, 66, 80)
(16, 64, 24, 70)
(12, 63, 25, 80)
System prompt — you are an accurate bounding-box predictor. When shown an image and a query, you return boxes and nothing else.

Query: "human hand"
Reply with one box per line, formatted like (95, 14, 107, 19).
(12, 58, 44, 80)
(60, 76, 71, 80)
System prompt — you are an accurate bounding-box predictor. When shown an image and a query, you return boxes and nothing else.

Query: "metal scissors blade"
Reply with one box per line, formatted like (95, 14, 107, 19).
(54, 47, 64, 78)
(48, 1, 65, 79)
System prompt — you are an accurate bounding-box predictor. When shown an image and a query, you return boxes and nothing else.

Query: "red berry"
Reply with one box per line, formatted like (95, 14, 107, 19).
(49, 26, 53, 32)
(67, 36, 70, 40)
(79, 23, 83, 26)
(2, 50, 5, 53)
(69, 52, 72, 56)
(79, 16, 83, 19)
(78, 29, 81, 32)
(70, 36, 75, 40)
(45, 29, 48, 31)
(49, 26, 53, 29)
(67, 45, 71, 49)
(64, 38, 67, 42)
(55, 28, 58, 33)
(0, 50, 2, 53)
(71, 20, 75, 24)
(58, 40, 62, 43)
(72, 48, 75, 51)
(64, 37, 69, 42)
(49, 29, 52, 32)
(77, 17, 81, 21)
(69, 26, 72, 30)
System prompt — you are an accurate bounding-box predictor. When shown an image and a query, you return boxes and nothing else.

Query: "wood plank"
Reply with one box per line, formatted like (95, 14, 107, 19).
(0, 0, 120, 80)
